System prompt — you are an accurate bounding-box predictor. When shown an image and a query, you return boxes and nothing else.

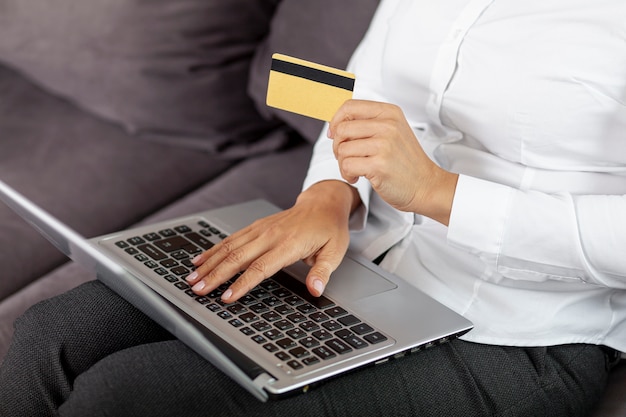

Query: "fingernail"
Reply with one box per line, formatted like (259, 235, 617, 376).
(221, 289, 233, 301)
(191, 255, 202, 264)
(185, 271, 198, 282)
(192, 281, 205, 292)
(326, 127, 333, 139)
(312, 278, 325, 295)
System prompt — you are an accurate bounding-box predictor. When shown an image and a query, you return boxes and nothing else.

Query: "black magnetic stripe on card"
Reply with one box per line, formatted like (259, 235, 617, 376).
(271, 59, 355, 92)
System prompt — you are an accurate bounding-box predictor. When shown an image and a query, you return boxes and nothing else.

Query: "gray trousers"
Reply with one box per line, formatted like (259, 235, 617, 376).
(0, 280, 615, 417)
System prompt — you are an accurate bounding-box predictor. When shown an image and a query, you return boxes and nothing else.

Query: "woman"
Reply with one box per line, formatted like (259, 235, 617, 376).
(1, 0, 624, 415)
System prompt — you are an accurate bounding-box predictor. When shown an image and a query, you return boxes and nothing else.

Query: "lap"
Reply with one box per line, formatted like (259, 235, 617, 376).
(1, 280, 611, 417)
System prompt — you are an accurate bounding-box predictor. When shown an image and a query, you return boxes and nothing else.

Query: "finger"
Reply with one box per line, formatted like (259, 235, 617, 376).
(186, 231, 265, 295)
(305, 246, 345, 297)
(222, 247, 299, 303)
(189, 222, 257, 268)
(329, 99, 394, 135)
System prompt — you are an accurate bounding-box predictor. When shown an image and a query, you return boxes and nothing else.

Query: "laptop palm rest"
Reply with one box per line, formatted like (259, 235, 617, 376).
(285, 257, 397, 302)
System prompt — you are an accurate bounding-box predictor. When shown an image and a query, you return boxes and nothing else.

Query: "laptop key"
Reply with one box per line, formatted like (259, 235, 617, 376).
(262, 296, 281, 307)
(312, 329, 333, 341)
(325, 306, 348, 318)
(206, 303, 221, 312)
(249, 303, 269, 314)
(302, 356, 320, 366)
(337, 314, 360, 327)
(325, 338, 353, 355)
(297, 303, 317, 314)
(250, 288, 270, 299)
(185, 232, 214, 250)
(170, 266, 190, 276)
(160, 259, 179, 268)
(300, 337, 320, 348)
(170, 250, 189, 260)
(274, 320, 294, 331)
(343, 335, 368, 350)
(299, 321, 320, 332)
(284, 296, 304, 306)
(275, 304, 295, 315)
(261, 311, 282, 322)
(240, 327, 255, 336)
(322, 320, 342, 332)
(288, 346, 309, 359)
(260, 280, 281, 291)
(240, 312, 259, 323)
(251, 321, 271, 332)
(174, 282, 189, 290)
(309, 312, 330, 323)
(363, 332, 388, 344)
(276, 338, 297, 350)
(312, 346, 336, 360)
(286, 328, 307, 339)
(163, 275, 178, 283)
(229, 318, 244, 327)
(127, 236, 145, 245)
(154, 236, 193, 253)
(158, 228, 176, 237)
(227, 304, 247, 315)
(286, 312, 307, 323)
(142, 232, 161, 241)
(238, 294, 257, 305)
(351, 323, 375, 335)
(263, 329, 284, 341)
(263, 343, 278, 353)
(174, 225, 192, 234)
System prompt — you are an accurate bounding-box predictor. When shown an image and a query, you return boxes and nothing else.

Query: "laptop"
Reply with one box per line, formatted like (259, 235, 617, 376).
(0, 179, 472, 401)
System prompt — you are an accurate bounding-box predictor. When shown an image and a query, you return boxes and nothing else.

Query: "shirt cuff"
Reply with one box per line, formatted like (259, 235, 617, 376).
(447, 174, 514, 256)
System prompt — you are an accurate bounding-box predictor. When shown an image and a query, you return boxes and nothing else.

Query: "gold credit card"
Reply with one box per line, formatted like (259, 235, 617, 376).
(266, 53, 355, 122)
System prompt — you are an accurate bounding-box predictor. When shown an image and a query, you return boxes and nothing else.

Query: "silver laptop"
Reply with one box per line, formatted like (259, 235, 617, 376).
(0, 179, 472, 401)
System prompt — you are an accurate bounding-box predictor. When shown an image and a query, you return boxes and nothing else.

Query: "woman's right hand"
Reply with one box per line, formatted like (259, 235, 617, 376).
(185, 180, 360, 303)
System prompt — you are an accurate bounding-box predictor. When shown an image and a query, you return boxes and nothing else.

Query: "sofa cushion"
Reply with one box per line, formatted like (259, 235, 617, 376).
(0, 0, 286, 158)
(0, 64, 237, 301)
(248, 0, 380, 143)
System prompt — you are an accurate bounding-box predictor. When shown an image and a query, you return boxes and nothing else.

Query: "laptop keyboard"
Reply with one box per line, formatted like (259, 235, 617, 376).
(113, 220, 390, 374)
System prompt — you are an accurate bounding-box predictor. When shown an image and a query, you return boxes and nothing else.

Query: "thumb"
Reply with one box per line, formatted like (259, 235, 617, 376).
(305, 249, 344, 297)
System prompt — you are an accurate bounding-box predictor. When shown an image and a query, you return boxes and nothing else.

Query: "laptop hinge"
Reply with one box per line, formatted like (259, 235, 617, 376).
(253, 373, 276, 393)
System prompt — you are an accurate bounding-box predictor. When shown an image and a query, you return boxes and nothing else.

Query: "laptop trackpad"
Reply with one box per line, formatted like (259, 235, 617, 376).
(325, 257, 397, 301)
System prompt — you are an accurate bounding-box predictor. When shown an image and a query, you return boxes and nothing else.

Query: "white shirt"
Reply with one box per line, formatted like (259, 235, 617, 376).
(302, 0, 626, 351)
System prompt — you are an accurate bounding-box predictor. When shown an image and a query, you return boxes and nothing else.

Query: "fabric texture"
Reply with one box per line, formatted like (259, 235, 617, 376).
(247, 0, 381, 143)
(0, 280, 611, 417)
(0, 0, 286, 157)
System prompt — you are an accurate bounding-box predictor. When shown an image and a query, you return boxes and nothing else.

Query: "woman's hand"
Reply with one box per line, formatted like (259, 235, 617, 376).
(185, 180, 360, 303)
(328, 99, 458, 225)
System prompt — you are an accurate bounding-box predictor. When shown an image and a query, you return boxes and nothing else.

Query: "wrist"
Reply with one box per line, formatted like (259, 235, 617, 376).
(297, 180, 361, 218)
(419, 170, 458, 226)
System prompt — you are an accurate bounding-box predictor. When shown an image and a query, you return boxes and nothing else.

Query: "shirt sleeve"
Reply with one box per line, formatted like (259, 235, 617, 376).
(448, 174, 626, 289)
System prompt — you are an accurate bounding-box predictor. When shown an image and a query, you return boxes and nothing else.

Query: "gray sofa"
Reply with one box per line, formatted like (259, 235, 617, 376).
(0, 1, 623, 415)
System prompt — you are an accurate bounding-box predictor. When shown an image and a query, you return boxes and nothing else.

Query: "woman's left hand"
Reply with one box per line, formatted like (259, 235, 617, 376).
(328, 99, 458, 226)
